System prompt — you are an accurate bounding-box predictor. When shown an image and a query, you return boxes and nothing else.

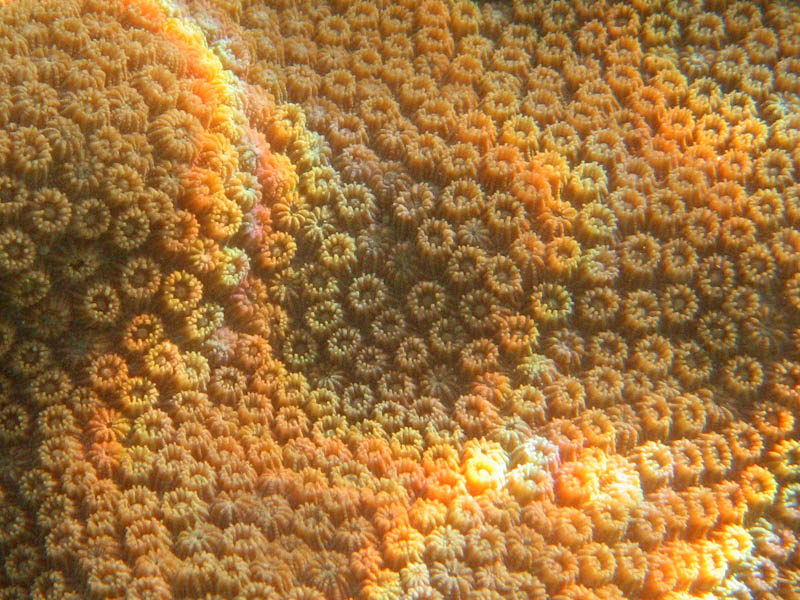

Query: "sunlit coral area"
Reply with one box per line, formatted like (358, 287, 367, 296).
(1, 0, 800, 598)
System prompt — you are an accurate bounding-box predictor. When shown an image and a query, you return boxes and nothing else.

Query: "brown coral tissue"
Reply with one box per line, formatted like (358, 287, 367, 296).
(1, 0, 800, 599)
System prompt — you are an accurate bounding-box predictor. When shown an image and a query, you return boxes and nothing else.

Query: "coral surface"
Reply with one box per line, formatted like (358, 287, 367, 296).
(1, 0, 800, 599)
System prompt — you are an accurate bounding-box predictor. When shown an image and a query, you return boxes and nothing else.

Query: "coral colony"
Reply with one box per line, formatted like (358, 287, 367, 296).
(1, 0, 800, 598)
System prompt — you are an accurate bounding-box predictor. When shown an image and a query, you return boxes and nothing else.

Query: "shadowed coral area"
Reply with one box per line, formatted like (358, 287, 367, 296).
(1, 0, 800, 599)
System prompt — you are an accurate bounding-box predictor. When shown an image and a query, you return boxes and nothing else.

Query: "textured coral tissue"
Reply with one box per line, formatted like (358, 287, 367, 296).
(2, 0, 800, 599)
